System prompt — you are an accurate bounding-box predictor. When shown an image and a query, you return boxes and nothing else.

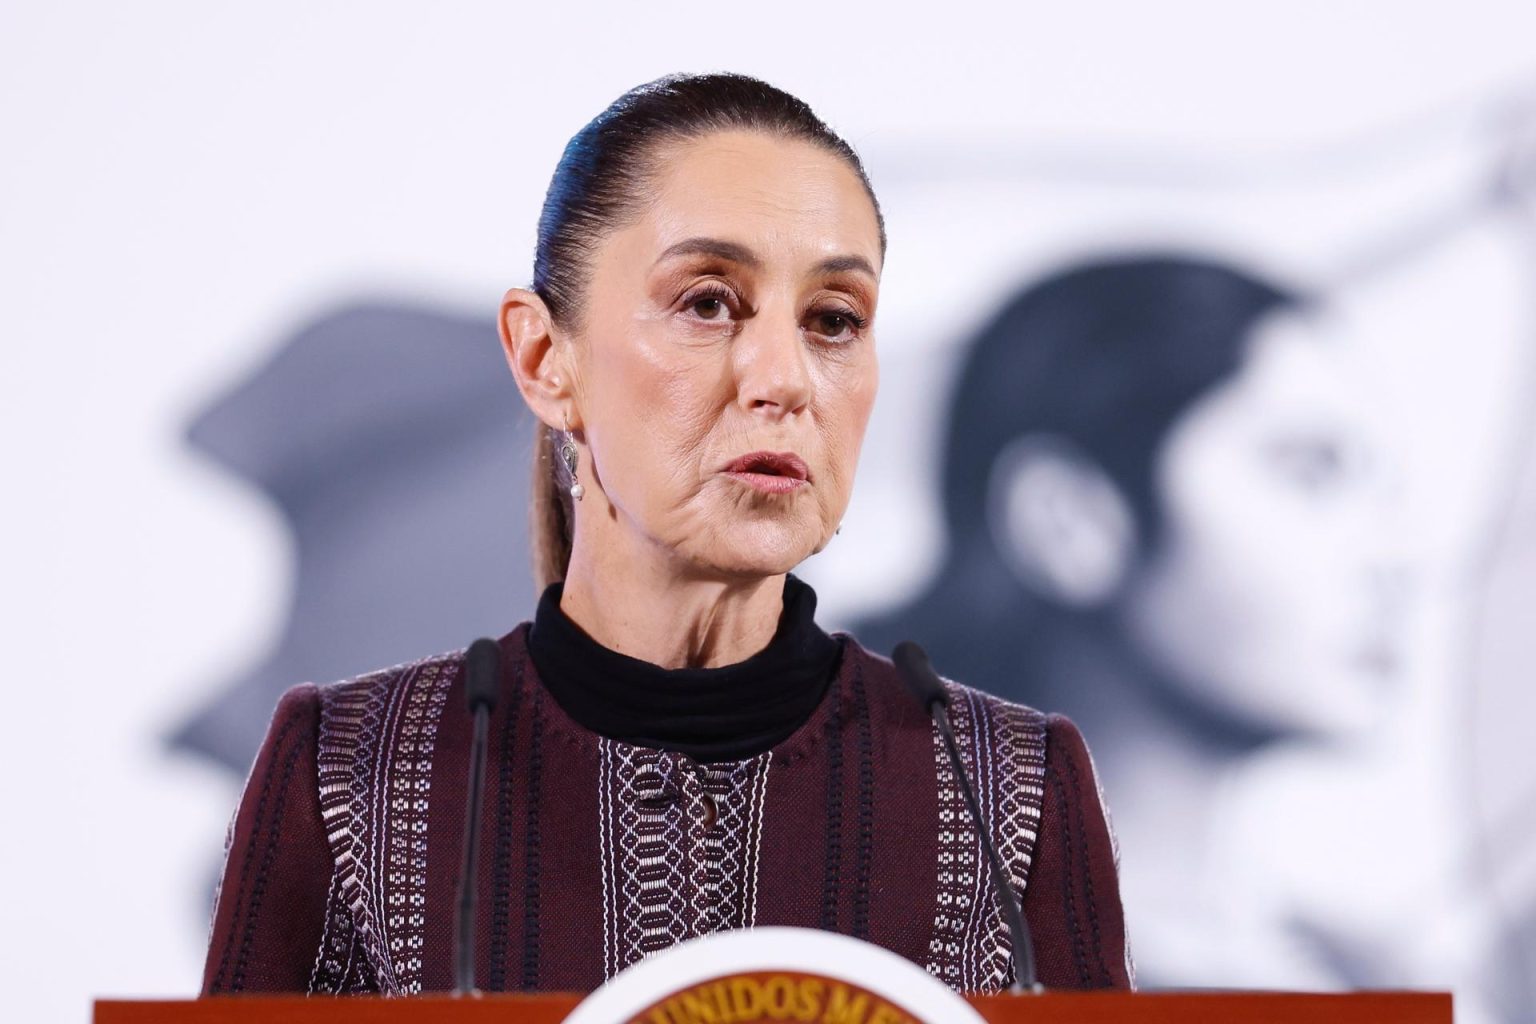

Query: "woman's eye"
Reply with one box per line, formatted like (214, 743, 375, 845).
(685, 290, 734, 320)
(1262, 436, 1347, 492)
(812, 310, 862, 341)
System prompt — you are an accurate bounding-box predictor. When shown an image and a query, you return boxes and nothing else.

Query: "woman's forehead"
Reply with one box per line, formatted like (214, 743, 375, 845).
(628, 132, 883, 272)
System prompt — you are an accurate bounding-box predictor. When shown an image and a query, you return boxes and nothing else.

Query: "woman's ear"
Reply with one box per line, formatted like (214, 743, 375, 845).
(499, 287, 577, 429)
(986, 433, 1138, 608)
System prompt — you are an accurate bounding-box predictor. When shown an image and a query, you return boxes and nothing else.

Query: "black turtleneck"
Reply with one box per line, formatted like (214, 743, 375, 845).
(526, 574, 843, 763)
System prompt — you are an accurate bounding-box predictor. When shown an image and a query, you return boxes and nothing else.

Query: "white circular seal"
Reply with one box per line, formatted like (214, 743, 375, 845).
(563, 927, 986, 1023)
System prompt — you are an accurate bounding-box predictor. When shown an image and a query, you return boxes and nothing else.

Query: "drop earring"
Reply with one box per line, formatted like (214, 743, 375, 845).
(559, 416, 584, 501)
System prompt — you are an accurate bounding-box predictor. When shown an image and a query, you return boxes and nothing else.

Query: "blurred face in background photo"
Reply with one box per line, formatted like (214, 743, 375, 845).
(1117, 308, 1408, 738)
(991, 302, 1407, 739)
(514, 130, 883, 581)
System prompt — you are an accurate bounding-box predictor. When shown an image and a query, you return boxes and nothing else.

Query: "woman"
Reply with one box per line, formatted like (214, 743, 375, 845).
(856, 257, 1389, 984)
(200, 72, 1132, 997)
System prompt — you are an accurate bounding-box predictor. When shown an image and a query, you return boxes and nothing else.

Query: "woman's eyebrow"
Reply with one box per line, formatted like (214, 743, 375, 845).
(651, 238, 876, 280)
(813, 254, 877, 278)
(653, 237, 760, 268)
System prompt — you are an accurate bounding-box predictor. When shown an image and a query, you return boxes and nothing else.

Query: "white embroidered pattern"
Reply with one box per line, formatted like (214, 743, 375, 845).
(309, 651, 457, 994)
(923, 682, 1047, 994)
(598, 739, 773, 978)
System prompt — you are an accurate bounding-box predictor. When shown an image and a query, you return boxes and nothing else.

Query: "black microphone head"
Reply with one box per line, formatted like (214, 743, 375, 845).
(464, 638, 502, 714)
(892, 641, 949, 711)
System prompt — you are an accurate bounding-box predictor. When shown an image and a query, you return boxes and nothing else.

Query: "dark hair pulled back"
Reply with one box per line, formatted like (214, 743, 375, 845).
(527, 72, 886, 588)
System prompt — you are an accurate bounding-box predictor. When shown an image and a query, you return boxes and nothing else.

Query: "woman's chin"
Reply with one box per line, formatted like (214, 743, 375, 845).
(682, 521, 822, 579)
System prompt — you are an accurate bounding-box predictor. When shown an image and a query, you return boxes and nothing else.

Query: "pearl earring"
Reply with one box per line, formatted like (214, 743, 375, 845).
(559, 418, 584, 501)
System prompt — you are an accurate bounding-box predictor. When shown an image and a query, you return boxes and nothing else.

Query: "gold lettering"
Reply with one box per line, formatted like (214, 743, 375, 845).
(654, 1000, 691, 1024)
(794, 977, 824, 1021)
(821, 984, 869, 1024)
(762, 976, 795, 1018)
(730, 977, 764, 1018)
(707, 980, 738, 1023)
(678, 991, 722, 1024)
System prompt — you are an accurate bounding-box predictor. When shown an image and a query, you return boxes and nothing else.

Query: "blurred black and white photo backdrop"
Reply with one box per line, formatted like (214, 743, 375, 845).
(5, 4, 1536, 1021)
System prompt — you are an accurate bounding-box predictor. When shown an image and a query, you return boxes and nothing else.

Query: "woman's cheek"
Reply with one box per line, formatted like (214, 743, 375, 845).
(822, 360, 878, 467)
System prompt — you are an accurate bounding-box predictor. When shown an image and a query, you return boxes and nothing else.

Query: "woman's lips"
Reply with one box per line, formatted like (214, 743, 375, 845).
(721, 451, 810, 494)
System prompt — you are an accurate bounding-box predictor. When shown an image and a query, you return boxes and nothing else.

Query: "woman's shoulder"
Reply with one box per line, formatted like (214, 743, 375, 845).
(313, 643, 473, 704)
(835, 634, 1109, 806)
(836, 633, 1055, 732)
(933, 672, 1109, 810)
(299, 643, 489, 786)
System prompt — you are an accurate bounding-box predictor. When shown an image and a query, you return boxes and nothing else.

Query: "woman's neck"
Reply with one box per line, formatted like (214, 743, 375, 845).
(559, 543, 786, 669)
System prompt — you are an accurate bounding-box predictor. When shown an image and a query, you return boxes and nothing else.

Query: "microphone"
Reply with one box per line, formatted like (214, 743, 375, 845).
(893, 641, 1043, 995)
(454, 637, 502, 996)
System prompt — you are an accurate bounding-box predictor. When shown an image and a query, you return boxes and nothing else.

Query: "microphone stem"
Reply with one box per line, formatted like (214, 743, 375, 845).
(934, 703, 1042, 994)
(455, 705, 491, 996)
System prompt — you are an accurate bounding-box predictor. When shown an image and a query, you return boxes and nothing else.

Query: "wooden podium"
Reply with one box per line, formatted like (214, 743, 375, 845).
(95, 990, 1452, 1022)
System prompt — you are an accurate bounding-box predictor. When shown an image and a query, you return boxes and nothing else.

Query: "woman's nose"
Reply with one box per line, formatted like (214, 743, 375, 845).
(734, 314, 812, 419)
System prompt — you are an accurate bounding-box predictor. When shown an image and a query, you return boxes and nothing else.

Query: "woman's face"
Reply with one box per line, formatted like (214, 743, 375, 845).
(1119, 309, 1407, 737)
(564, 131, 882, 579)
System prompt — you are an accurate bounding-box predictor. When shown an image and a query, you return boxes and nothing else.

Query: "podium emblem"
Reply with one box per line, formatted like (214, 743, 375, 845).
(564, 927, 986, 1024)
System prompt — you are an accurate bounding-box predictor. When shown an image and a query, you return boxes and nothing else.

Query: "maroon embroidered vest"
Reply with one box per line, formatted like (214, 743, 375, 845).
(201, 625, 1132, 997)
